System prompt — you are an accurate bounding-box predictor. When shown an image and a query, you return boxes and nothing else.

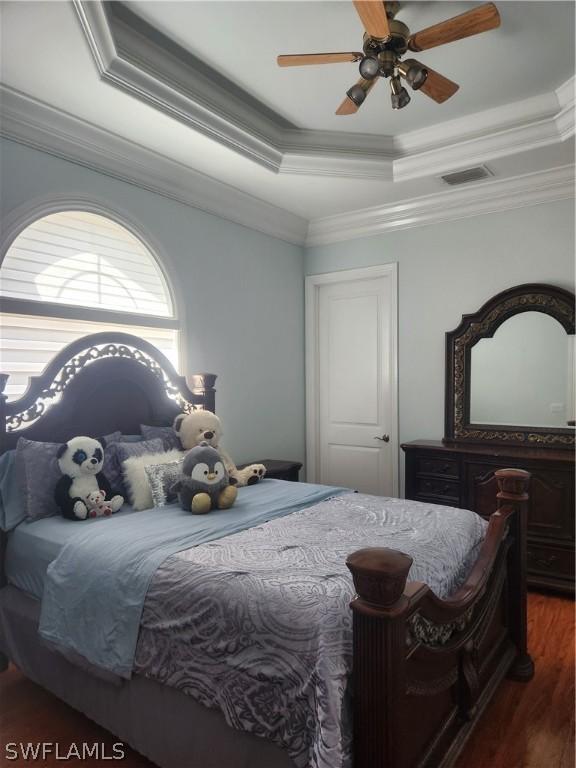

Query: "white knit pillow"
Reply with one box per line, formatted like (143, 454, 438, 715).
(122, 449, 184, 510)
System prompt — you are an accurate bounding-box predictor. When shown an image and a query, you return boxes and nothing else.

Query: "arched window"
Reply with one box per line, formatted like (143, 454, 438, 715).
(0, 210, 179, 401)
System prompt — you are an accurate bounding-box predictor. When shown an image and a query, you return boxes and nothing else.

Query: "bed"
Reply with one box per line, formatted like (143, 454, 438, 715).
(0, 332, 534, 768)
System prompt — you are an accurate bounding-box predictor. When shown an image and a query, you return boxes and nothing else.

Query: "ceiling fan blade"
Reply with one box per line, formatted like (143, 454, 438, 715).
(353, 1, 391, 40)
(419, 68, 460, 103)
(408, 2, 500, 52)
(336, 96, 360, 116)
(277, 53, 363, 67)
(335, 78, 377, 115)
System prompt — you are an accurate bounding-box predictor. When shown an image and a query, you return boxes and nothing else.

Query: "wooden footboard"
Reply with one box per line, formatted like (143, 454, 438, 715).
(346, 468, 534, 768)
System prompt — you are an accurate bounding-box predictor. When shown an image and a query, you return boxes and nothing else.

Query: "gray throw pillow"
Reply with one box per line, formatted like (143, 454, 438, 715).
(109, 438, 165, 497)
(144, 458, 185, 507)
(0, 450, 26, 531)
(17, 431, 121, 521)
(102, 441, 123, 494)
(140, 424, 182, 451)
(119, 435, 145, 443)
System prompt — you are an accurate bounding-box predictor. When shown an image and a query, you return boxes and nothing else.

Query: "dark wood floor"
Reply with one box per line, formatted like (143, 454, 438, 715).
(0, 592, 573, 768)
(454, 591, 575, 768)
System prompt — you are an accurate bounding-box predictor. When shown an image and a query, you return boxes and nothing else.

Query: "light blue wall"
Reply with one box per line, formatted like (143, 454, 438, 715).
(0, 138, 305, 466)
(306, 199, 575, 491)
(3, 135, 574, 488)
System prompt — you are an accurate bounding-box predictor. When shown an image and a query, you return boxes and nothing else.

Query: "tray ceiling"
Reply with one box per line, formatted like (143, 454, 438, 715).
(0, 0, 574, 242)
(126, 0, 575, 135)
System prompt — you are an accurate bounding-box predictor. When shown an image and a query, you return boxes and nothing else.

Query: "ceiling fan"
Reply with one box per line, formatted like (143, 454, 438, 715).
(277, 1, 501, 114)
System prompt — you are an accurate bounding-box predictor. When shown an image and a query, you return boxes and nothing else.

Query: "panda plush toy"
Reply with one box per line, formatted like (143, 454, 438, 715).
(54, 436, 124, 521)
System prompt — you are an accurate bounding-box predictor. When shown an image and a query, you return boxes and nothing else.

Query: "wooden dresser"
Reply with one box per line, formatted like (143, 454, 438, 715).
(402, 440, 575, 594)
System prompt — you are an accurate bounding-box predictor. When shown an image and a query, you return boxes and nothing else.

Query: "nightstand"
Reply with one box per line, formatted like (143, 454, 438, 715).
(239, 459, 302, 482)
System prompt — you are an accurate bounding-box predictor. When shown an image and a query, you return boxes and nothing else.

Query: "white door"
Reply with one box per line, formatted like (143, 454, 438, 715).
(306, 265, 398, 496)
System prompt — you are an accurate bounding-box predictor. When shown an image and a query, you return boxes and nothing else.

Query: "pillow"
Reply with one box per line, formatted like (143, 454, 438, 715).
(16, 431, 121, 522)
(123, 449, 184, 510)
(102, 438, 126, 492)
(140, 424, 182, 451)
(0, 450, 26, 531)
(108, 438, 164, 496)
(144, 458, 185, 507)
(119, 435, 145, 443)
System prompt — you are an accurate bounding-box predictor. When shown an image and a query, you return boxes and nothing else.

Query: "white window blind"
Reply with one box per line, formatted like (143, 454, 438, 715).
(0, 210, 180, 401)
(0, 211, 173, 317)
(1, 314, 179, 401)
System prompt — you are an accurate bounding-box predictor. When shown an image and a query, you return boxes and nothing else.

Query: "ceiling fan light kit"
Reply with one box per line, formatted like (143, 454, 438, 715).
(390, 75, 411, 109)
(397, 59, 428, 91)
(347, 82, 369, 107)
(358, 55, 380, 80)
(344, 77, 377, 109)
(277, 1, 501, 115)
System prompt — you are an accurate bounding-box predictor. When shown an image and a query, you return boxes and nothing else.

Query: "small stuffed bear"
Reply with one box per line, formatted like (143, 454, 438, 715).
(85, 489, 114, 518)
(173, 410, 266, 487)
(55, 436, 124, 521)
(171, 443, 238, 515)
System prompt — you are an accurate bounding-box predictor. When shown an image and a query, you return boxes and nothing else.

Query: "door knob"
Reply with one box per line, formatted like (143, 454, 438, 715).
(374, 434, 390, 442)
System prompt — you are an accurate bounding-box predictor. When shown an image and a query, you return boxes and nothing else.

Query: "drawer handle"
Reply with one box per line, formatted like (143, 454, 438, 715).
(528, 551, 559, 570)
(422, 481, 453, 495)
(421, 462, 454, 474)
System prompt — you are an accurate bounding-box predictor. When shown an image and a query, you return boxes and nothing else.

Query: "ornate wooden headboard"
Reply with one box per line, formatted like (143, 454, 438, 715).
(0, 332, 216, 453)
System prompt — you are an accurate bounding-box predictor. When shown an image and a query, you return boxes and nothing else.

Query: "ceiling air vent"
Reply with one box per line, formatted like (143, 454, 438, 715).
(440, 166, 494, 186)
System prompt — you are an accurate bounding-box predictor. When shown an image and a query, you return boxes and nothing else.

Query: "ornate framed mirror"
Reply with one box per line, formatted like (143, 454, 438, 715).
(444, 283, 575, 449)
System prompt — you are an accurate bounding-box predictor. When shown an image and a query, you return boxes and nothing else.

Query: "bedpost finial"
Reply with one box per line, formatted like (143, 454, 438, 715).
(346, 547, 413, 608)
(188, 374, 217, 392)
(187, 373, 216, 412)
(495, 468, 530, 504)
(0, 374, 8, 396)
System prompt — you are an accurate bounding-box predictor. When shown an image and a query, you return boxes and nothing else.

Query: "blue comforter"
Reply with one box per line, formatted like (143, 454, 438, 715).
(39, 480, 348, 678)
(134, 493, 488, 768)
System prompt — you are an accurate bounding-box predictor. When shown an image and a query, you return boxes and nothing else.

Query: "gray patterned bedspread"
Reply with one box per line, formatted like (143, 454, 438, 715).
(134, 493, 487, 768)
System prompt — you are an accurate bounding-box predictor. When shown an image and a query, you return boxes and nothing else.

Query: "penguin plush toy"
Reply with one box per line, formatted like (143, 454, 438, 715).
(171, 443, 237, 514)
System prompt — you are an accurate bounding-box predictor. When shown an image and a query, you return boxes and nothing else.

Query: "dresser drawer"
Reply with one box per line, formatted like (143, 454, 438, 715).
(414, 477, 460, 503)
(466, 461, 574, 538)
(416, 457, 459, 478)
(403, 440, 575, 595)
(527, 542, 575, 581)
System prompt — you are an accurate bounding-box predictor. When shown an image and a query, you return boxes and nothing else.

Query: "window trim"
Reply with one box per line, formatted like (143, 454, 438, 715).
(1, 195, 187, 370)
(0, 297, 179, 329)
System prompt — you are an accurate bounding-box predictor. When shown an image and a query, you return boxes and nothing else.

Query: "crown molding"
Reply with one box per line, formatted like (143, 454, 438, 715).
(73, 0, 574, 183)
(393, 88, 574, 181)
(278, 129, 394, 179)
(0, 86, 308, 246)
(556, 75, 575, 112)
(305, 165, 575, 246)
(555, 76, 576, 142)
(279, 152, 393, 180)
(2, 84, 573, 250)
(394, 110, 566, 182)
(74, 0, 392, 179)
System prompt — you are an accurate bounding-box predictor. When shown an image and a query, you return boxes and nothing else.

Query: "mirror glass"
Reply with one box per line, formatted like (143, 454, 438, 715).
(470, 312, 575, 428)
